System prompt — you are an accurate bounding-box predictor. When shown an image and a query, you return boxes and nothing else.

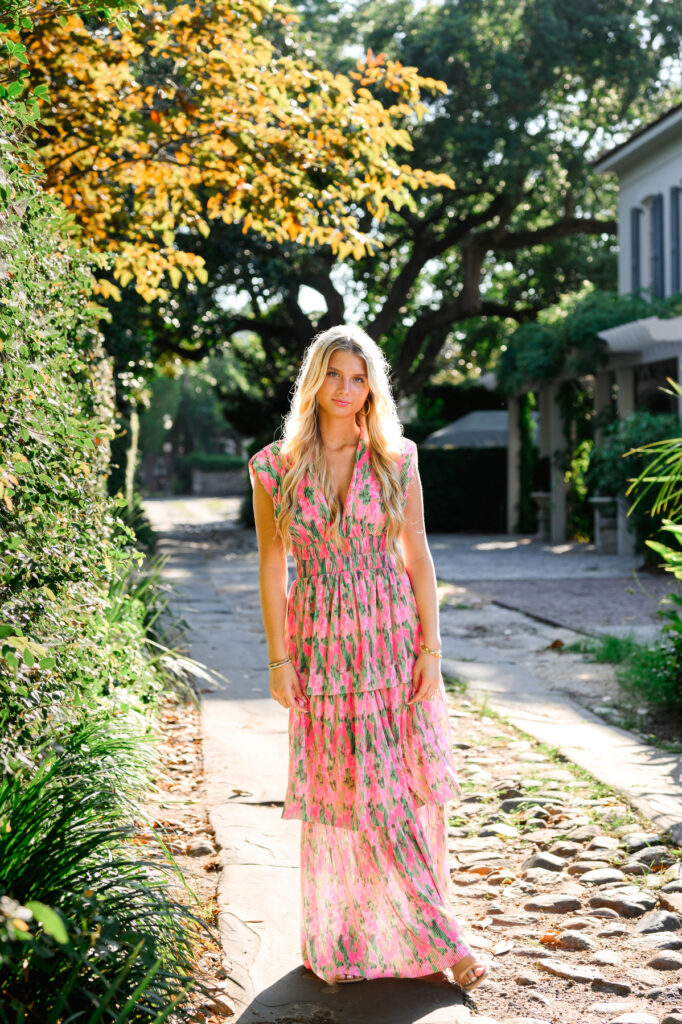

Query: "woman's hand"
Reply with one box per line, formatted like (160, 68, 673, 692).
(270, 661, 310, 713)
(408, 649, 442, 704)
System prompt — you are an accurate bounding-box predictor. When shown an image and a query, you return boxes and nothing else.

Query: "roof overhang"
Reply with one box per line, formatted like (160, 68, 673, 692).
(592, 104, 682, 175)
(597, 316, 682, 362)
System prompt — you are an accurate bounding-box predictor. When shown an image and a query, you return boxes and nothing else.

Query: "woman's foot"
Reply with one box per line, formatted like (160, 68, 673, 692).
(450, 953, 488, 992)
(331, 973, 365, 984)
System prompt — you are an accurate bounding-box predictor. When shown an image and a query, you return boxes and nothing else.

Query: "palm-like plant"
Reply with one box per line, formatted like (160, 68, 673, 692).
(626, 378, 682, 537)
(0, 716, 215, 1023)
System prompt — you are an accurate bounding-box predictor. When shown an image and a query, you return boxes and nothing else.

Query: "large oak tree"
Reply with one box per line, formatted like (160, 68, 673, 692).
(119, 0, 682, 431)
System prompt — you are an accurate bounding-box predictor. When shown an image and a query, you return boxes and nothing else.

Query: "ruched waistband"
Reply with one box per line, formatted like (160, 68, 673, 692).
(292, 535, 395, 578)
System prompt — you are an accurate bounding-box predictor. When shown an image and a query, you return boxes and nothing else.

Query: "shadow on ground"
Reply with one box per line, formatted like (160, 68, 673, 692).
(237, 967, 471, 1024)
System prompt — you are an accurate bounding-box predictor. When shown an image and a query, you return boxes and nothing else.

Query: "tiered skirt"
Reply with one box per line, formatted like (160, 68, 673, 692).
(285, 682, 474, 982)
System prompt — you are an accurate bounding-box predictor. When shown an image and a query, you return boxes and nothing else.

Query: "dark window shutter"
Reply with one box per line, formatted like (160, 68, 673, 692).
(672, 186, 681, 295)
(631, 207, 642, 292)
(652, 193, 665, 298)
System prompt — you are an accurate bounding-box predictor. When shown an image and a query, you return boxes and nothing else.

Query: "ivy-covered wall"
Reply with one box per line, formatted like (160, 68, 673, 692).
(0, 102, 207, 1021)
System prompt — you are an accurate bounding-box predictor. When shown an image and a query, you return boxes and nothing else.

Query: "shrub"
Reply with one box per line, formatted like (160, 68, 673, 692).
(586, 410, 680, 555)
(0, 101, 213, 1020)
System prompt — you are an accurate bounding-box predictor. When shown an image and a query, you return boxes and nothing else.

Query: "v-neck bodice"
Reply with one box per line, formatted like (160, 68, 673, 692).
(319, 437, 363, 520)
(248, 435, 418, 697)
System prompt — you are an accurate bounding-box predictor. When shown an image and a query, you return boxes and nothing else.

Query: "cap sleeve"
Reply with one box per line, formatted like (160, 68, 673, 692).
(248, 442, 282, 501)
(398, 437, 418, 498)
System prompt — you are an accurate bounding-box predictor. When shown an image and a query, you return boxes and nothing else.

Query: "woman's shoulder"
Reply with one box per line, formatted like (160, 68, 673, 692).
(248, 439, 285, 496)
(400, 436, 417, 459)
(393, 436, 418, 493)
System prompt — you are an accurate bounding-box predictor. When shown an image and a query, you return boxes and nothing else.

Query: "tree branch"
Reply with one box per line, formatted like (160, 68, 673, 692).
(495, 217, 617, 250)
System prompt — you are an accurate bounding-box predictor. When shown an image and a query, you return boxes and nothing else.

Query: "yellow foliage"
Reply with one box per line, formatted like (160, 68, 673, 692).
(20, 0, 453, 298)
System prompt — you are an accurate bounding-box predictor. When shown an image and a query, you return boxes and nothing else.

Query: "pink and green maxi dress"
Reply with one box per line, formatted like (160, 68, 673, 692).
(249, 435, 473, 982)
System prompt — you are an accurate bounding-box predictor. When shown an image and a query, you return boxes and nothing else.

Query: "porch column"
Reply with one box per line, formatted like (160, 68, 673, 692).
(615, 366, 636, 557)
(507, 394, 521, 533)
(537, 384, 551, 457)
(548, 381, 567, 544)
(594, 372, 612, 445)
(615, 366, 635, 418)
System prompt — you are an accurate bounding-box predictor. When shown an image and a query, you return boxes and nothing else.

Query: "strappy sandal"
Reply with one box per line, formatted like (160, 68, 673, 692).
(332, 974, 365, 984)
(450, 953, 488, 992)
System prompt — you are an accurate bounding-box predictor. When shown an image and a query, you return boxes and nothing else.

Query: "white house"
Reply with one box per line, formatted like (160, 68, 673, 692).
(506, 104, 682, 550)
(593, 103, 681, 299)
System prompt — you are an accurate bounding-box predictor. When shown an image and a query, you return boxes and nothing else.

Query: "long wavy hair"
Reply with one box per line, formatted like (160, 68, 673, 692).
(277, 325, 407, 565)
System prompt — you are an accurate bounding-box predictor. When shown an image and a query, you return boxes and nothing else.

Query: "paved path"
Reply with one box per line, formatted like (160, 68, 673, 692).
(143, 498, 682, 1020)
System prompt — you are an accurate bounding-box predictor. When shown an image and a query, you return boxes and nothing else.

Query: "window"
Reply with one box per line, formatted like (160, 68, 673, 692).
(672, 186, 681, 295)
(651, 193, 665, 298)
(631, 207, 642, 292)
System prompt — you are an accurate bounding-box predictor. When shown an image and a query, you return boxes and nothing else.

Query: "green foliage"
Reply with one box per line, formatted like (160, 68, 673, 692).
(586, 411, 680, 553)
(106, 0, 682, 403)
(497, 290, 682, 395)
(563, 632, 641, 664)
(516, 392, 538, 533)
(0, 0, 142, 105)
(0, 102, 211, 1019)
(615, 640, 682, 711)
(0, 720, 204, 1022)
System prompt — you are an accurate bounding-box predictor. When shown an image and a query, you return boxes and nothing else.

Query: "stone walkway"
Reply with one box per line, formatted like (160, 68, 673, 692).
(142, 498, 682, 1024)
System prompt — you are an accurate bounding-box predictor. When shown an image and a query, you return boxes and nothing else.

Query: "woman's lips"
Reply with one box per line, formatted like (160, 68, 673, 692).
(333, 399, 350, 406)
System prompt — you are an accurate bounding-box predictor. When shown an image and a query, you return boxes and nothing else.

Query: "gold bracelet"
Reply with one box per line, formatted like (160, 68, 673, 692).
(268, 656, 291, 670)
(419, 641, 442, 659)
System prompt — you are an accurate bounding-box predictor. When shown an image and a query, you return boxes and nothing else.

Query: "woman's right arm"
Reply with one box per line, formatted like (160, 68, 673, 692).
(252, 475, 310, 713)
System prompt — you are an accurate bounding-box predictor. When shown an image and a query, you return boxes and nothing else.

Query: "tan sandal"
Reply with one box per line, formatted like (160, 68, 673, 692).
(450, 953, 488, 992)
(332, 974, 365, 984)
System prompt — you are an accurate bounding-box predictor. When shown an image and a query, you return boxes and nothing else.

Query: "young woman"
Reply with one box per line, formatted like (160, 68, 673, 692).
(248, 324, 488, 991)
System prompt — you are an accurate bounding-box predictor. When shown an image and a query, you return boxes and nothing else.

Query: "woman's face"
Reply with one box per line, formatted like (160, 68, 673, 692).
(316, 349, 370, 423)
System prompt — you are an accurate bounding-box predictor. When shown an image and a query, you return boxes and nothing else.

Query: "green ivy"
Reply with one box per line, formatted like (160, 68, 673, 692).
(497, 289, 682, 396)
(0, 101, 211, 1021)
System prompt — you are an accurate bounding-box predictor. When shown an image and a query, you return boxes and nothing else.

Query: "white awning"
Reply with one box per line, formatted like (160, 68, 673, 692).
(423, 409, 537, 449)
(598, 316, 682, 354)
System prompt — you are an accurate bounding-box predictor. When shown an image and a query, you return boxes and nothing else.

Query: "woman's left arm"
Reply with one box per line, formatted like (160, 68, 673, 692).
(400, 464, 443, 704)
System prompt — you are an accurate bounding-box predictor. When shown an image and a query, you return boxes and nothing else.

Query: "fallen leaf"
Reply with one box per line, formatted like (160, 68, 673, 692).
(492, 941, 513, 955)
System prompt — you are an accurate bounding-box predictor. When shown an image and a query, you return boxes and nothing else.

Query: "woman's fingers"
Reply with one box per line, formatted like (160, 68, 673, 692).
(271, 666, 310, 713)
(408, 677, 438, 703)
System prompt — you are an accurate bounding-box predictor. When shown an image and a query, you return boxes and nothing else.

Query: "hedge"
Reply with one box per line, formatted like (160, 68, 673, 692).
(0, 102, 212, 1022)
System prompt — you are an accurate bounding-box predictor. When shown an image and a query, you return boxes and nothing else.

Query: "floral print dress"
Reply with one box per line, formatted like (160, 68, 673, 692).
(249, 435, 473, 982)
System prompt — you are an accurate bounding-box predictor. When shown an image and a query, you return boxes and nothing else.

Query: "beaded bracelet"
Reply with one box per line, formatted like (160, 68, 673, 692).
(419, 641, 442, 659)
(268, 656, 291, 670)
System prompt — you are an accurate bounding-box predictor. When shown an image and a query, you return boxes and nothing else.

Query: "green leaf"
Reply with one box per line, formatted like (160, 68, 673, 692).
(25, 902, 70, 945)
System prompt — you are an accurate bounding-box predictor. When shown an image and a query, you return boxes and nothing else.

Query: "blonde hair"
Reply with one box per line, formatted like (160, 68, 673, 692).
(277, 325, 407, 566)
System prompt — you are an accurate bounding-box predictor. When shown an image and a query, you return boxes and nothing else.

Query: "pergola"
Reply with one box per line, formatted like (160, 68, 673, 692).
(506, 315, 682, 552)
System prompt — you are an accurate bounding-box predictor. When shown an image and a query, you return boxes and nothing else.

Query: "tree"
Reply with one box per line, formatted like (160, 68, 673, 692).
(13, 0, 453, 300)
(120, 0, 681, 417)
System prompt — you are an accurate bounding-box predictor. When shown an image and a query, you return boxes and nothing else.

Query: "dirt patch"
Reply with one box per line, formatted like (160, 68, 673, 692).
(141, 693, 233, 1022)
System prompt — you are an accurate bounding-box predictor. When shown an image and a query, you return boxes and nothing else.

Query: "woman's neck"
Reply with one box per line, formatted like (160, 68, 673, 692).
(317, 414, 361, 451)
